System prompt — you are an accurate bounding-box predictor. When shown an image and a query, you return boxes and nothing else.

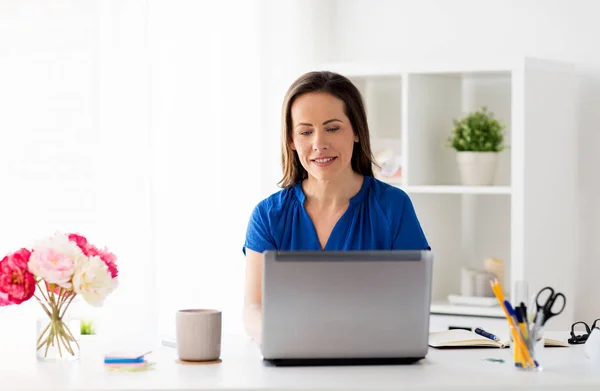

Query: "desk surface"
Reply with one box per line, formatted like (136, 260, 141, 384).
(1, 330, 599, 391)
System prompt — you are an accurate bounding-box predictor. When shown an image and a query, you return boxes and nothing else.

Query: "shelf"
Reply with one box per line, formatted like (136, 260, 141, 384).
(323, 57, 522, 77)
(376, 177, 403, 186)
(404, 72, 512, 188)
(430, 301, 506, 318)
(323, 57, 579, 329)
(393, 185, 512, 195)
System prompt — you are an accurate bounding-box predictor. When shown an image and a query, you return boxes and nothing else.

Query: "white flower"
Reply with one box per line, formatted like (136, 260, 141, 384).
(28, 231, 86, 288)
(72, 255, 117, 307)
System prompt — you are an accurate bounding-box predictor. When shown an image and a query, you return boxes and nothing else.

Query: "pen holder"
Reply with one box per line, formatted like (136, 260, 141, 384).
(509, 325, 544, 371)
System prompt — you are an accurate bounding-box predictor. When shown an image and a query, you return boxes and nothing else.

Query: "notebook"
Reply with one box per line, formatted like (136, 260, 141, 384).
(428, 329, 569, 348)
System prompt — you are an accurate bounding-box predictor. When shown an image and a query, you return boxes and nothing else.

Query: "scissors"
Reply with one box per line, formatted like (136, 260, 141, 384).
(534, 286, 566, 326)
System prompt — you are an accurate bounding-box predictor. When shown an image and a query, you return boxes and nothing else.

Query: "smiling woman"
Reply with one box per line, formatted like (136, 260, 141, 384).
(241, 71, 431, 343)
(290, 92, 360, 186)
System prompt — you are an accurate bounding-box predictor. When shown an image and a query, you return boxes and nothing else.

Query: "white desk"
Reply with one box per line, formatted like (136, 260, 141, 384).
(1, 330, 599, 391)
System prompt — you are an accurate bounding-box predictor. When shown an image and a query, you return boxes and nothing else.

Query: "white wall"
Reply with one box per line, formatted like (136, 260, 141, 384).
(149, 0, 262, 338)
(0, 1, 158, 338)
(0, 0, 264, 343)
(330, 0, 600, 323)
(258, 0, 335, 197)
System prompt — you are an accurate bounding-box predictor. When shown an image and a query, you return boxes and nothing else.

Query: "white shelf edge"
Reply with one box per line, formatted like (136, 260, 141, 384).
(322, 57, 525, 77)
(375, 177, 404, 186)
(430, 301, 506, 318)
(388, 185, 512, 195)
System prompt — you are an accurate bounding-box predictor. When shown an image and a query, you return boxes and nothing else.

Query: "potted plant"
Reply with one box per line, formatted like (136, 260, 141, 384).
(448, 106, 507, 186)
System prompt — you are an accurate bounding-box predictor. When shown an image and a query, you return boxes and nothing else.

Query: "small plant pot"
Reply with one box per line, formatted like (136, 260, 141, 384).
(456, 151, 498, 186)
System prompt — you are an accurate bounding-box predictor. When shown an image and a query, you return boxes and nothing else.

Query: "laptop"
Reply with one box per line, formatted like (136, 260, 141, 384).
(260, 250, 433, 366)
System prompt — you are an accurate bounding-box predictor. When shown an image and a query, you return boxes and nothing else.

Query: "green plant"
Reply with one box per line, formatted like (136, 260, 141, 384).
(448, 106, 507, 152)
(80, 319, 96, 335)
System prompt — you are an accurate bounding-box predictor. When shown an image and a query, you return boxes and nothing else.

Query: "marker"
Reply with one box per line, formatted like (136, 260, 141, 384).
(515, 306, 529, 342)
(474, 327, 501, 343)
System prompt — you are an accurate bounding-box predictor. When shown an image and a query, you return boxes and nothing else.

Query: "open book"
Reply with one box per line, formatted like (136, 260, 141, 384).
(429, 329, 569, 348)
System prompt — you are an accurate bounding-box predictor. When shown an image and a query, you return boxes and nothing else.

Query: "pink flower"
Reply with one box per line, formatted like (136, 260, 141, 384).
(28, 233, 83, 288)
(68, 233, 118, 279)
(67, 233, 97, 256)
(0, 291, 15, 306)
(97, 248, 118, 279)
(0, 248, 36, 305)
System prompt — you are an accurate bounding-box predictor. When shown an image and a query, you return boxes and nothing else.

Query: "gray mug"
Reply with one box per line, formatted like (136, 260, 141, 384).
(473, 271, 496, 297)
(175, 309, 222, 361)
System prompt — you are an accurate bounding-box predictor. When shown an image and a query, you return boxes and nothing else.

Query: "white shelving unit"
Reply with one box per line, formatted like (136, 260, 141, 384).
(404, 185, 512, 195)
(323, 57, 578, 329)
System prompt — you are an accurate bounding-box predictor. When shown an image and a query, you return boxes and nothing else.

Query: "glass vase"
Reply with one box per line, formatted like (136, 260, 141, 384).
(35, 294, 81, 361)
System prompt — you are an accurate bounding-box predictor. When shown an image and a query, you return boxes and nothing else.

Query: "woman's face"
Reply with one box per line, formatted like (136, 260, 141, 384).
(290, 92, 358, 182)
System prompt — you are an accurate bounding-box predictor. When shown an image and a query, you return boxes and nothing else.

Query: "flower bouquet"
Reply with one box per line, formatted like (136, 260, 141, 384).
(0, 232, 118, 360)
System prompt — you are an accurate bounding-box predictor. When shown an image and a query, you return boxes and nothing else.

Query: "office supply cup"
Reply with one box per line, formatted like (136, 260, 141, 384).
(175, 309, 222, 363)
(494, 280, 545, 371)
(508, 281, 544, 371)
(509, 323, 545, 371)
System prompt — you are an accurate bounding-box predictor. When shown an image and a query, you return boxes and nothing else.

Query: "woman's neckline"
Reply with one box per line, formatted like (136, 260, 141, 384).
(294, 175, 371, 206)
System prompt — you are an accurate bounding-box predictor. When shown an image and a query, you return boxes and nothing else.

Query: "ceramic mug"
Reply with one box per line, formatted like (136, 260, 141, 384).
(176, 309, 222, 362)
(461, 268, 496, 297)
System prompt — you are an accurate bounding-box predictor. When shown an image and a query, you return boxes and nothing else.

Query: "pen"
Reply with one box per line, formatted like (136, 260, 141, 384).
(530, 308, 545, 345)
(519, 303, 531, 342)
(490, 280, 525, 367)
(515, 307, 529, 342)
(515, 306, 533, 360)
(474, 327, 501, 343)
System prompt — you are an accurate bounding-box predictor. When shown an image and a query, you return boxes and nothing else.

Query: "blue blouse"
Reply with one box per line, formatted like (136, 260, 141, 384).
(242, 175, 430, 254)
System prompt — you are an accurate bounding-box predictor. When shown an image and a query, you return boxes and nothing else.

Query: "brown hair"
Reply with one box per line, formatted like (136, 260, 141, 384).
(278, 71, 377, 188)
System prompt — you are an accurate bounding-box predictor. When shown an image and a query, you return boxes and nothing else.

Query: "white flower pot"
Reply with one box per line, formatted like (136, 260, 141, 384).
(456, 151, 498, 186)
